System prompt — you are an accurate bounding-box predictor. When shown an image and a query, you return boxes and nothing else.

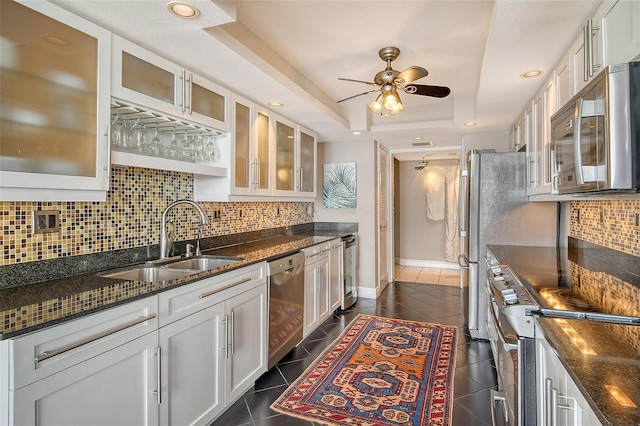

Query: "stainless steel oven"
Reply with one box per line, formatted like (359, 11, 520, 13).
(485, 257, 537, 426)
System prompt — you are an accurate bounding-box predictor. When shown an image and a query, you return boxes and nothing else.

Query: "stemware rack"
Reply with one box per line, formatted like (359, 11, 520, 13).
(109, 99, 228, 177)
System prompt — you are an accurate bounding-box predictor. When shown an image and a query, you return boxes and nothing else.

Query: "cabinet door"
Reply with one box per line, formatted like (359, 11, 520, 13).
(317, 254, 331, 322)
(159, 304, 225, 426)
(603, 0, 640, 65)
(231, 97, 253, 195)
(304, 261, 320, 336)
(571, 32, 588, 95)
(329, 241, 343, 313)
(0, 0, 111, 201)
(254, 109, 272, 195)
(523, 102, 535, 194)
(112, 35, 182, 117)
(12, 332, 159, 426)
(188, 72, 230, 132)
(274, 116, 297, 194)
(555, 52, 573, 111)
(226, 284, 268, 402)
(298, 127, 317, 195)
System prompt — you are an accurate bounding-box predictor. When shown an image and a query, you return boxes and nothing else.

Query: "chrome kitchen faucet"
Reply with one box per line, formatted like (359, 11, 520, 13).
(160, 200, 208, 259)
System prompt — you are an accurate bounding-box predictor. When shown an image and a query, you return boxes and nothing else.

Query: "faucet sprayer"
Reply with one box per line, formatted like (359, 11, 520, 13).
(160, 200, 208, 259)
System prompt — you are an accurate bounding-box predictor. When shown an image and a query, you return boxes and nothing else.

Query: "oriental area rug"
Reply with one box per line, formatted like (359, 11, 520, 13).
(271, 314, 458, 426)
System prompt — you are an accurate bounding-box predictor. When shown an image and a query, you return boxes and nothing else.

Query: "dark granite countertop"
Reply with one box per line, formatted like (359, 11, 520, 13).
(487, 240, 640, 426)
(0, 223, 356, 340)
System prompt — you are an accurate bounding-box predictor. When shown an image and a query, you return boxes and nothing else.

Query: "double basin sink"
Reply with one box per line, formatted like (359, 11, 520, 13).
(101, 255, 243, 282)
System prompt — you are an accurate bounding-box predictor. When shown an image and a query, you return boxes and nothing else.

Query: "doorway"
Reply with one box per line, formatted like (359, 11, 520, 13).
(390, 149, 462, 284)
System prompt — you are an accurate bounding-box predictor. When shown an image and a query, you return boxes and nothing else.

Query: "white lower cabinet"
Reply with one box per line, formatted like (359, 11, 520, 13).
(2, 263, 268, 426)
(12, 331, 159, 426)
(535, 323, 601, 426)
(159, 280, 267, 426)
(303, 242, 331, 337)
(159, 304, 226, 426)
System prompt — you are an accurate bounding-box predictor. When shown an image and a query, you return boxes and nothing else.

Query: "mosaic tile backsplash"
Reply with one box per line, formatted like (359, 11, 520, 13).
(569, 200, 640, 257)
(1, 166, 313, 265)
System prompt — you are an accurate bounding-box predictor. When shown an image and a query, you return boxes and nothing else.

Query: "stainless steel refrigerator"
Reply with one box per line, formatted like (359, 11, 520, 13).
(458, 150, 558, 340)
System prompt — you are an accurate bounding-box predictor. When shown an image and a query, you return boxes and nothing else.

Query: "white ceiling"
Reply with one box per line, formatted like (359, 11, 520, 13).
(52, 0, 601, 160)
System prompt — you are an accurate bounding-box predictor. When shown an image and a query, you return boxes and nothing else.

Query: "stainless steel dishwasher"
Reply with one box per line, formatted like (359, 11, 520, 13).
(267, 252, 305, 369)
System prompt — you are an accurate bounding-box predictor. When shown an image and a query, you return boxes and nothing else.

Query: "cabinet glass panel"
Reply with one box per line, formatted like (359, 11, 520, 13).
(191, 83, 225, 122)
(275, 121, 295, 191)
(299, 131, 315, 192)
(234, 102, 250, 189)
(256, 112, 270, 190)
(0, 1, 98, 177)
(121, 52, 175, 104)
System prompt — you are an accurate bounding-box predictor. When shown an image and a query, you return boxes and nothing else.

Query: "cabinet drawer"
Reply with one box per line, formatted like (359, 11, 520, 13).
(158, 262, 266, 327)
(303, 242, 331, 264)
(9, 296, 158, 390)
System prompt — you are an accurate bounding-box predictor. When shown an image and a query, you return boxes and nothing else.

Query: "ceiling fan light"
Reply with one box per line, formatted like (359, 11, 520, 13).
(368, 94, 384, 115)
(383, 92, 401, 110)
(390, 100, 404, 115)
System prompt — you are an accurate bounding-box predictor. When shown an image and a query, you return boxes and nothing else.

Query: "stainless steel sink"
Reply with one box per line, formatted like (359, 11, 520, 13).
(101, 266, 198, 282)
(167, 255, 243, 271)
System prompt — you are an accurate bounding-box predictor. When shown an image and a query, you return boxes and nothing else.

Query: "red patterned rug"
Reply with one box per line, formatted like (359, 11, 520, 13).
(271, 314, 458, 426)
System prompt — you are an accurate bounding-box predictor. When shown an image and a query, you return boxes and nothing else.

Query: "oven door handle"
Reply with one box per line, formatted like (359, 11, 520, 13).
(488, 297, 519, 352)
(490, 389, 509, 426)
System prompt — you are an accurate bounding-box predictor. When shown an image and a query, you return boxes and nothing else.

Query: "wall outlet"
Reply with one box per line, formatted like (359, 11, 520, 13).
(32, 210, 60, 234)
(212, 209, 222, 221)
(276, 207, 281, 216)
(238, 209, 243, 219)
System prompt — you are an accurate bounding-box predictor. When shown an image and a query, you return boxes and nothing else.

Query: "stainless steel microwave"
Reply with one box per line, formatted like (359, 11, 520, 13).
(550, 62, 640, 194)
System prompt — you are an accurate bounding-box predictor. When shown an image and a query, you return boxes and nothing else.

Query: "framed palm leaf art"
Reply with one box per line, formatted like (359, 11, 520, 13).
(323, 162, 357, 208)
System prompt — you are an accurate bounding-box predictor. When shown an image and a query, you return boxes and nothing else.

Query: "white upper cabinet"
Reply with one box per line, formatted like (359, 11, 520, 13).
(602, 0, 640, 65)
(229, 95, 271, 196)
(112, 35, 230, 133)
(0, 0, 111, 201)
(298, 126, 317, 197)
(273, 115, 297, 196)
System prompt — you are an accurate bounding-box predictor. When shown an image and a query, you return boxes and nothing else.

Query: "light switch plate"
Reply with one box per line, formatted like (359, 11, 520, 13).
(32, 210, 60, 234)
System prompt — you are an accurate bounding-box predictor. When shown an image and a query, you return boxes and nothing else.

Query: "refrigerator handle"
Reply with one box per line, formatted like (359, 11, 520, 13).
(458, 254, 470, 269)
(458, 168, 469, 237)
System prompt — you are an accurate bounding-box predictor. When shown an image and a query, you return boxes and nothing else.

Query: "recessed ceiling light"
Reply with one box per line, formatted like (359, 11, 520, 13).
(521, 70, 542, 78)
(464, 121, 477, 126)
(268, 102, 284, 107)
(167, 1, 200, 18)
(352, 131, 361, 135)
(413, 136, 423, 141)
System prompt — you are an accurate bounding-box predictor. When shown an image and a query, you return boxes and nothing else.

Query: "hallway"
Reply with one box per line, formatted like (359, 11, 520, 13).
(211, 280, 496, 426)
(395, 264, 461, 286)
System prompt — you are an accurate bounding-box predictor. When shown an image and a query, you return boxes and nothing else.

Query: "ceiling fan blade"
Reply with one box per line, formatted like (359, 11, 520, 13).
(394, 66, 428, 85)
(338, 77, 378, 87)
(403, 84, 451, 98)
(336, 89, 380, 103)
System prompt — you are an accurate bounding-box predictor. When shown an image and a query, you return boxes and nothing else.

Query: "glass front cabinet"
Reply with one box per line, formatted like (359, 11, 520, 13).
(229, 96, 271, 196)
(0, 0, 111, 201)
(112, 35, 230, 133)
(272, 115, 317, 198)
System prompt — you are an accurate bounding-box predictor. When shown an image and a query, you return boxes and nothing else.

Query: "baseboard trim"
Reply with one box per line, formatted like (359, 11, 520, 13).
(398, 259, 460, 270)
(357, 286, 378, 300)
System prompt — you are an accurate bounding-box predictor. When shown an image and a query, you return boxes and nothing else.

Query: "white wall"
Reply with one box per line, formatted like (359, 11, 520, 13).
(315, 140, 378, 299)
(461, 129, 511, 156)
(397, 160, 447, 263)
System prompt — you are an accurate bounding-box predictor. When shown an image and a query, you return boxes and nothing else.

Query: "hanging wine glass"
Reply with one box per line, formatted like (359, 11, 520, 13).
(110, 114, 123, 149)
(149, 123, 163, 156)
(195, 132, 205, 161)
(131, 118, 146, 152)
(168, 127, 180, 158)
(120, 119, 133, 150)
(204, 133, 216, 161)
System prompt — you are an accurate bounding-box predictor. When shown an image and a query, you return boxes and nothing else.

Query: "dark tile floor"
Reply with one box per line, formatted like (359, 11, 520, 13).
(211, 281, 497, 426)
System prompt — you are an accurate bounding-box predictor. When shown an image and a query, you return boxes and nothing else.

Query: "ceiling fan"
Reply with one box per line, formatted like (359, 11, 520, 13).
(415, 157, 430, 171)
(337, 46, 451, 115)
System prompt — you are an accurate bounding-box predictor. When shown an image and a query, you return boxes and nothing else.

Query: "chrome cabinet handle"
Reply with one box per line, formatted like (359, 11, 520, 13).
(583, 25, 589, 82)
(35, 314, 156, 363)
(199, 277, 252, 299)
(587, 19, 601, 76)
(153, 347, 162, 404)
(229, 310, 235, 356)
(180, 69, 186, 112)
(299, 167, 304, 191)
(546, 378, 554, 426)
(222, 314, 229, 359)
(186, 72, 193, 115)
